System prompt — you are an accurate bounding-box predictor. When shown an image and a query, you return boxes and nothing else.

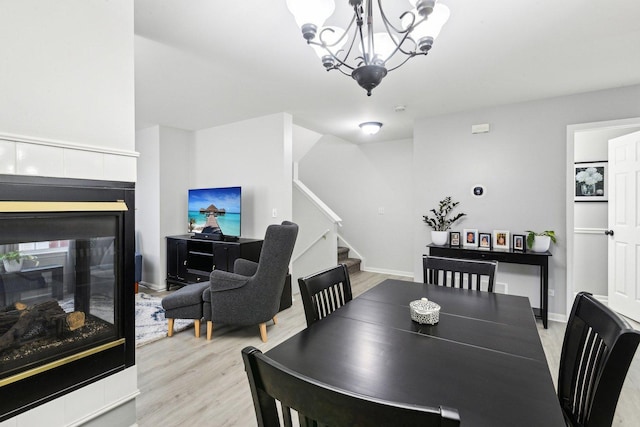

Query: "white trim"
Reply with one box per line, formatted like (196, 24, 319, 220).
(0, 131, 139, 158)
(574, 227, 607, 235)
(548, 312, 567, 324)
(361, 266, 414, 278)
(293, 179, 342, 226)
(68, 389, 140, 427)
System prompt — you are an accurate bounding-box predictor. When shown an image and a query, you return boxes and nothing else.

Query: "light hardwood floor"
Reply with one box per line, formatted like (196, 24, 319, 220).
(136, 272, 640, 426)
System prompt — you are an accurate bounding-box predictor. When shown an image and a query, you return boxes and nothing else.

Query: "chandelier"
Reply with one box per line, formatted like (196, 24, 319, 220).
(286, 0, 450, 96)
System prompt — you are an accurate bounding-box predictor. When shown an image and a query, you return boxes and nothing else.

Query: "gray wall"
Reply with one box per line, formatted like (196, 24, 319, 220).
(414, 84, 640, 317)
(300, 136, 414, 276)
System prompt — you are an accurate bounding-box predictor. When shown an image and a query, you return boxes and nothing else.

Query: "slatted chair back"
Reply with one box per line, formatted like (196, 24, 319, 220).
(423, 256, 497, 292)
(298, 264, 353, 327)
(558, 291, 640, 427)
(242, 346, 461, 427)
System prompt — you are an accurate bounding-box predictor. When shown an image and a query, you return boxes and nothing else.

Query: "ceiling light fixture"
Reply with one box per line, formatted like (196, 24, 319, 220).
(359, 121, 383, 135)
(286, 0, 450, 96)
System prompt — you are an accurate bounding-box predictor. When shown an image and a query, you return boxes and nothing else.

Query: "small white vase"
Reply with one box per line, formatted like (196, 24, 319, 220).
(431, 231, 448, 246)
(530, 235, 551, 253)
(3, 259, 23, 272)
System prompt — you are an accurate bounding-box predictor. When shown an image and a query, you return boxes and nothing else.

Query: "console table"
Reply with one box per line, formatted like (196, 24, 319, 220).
(426, 244, 552, 328)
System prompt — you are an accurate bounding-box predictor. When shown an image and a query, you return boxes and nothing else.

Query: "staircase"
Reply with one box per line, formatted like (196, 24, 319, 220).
(338, 246, 361, 274)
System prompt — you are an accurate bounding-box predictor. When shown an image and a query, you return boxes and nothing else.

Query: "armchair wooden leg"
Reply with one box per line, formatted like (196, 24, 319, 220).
(167, 318, 174, 337)
(194, 319, 201, 338)
(272, 315, 278, 325)
(259, 322, 268, 343)
(207, 321, 213, 340)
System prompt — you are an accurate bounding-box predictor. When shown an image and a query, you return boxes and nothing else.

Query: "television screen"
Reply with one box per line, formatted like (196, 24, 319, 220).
(188, 187, 241, 237)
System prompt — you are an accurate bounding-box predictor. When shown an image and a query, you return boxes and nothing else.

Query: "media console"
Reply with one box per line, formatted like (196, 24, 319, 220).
(165, 234, 292, 311)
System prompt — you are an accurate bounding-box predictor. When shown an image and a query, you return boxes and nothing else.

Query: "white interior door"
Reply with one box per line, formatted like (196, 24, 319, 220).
(608, 131, 640, 322)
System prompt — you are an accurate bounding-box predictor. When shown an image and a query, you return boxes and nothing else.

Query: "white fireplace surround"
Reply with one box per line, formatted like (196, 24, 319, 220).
(0, 132, 138, 182)
(0, 133, 139, 426)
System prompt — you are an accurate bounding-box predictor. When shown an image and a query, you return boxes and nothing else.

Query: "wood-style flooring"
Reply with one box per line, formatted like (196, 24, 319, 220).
(136, 271, 640, 426)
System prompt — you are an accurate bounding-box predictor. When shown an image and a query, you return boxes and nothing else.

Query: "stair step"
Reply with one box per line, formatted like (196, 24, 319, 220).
(342, 257, 361, 275)
(337, 246, 349, 261)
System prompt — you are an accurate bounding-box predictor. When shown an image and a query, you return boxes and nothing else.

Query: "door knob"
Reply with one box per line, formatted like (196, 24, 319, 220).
(604, 230, 614, 236)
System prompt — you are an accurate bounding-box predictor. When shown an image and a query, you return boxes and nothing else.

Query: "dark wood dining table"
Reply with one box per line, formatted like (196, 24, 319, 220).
(266, 279, 565, 426)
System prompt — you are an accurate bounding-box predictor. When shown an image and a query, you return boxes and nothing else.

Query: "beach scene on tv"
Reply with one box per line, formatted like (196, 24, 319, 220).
(188, 187, 241, 236)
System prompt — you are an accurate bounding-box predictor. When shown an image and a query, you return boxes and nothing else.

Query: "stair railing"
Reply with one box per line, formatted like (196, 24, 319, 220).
(292, 228, 331, 263)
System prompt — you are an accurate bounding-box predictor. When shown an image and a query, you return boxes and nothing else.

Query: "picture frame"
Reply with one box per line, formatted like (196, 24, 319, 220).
(449, 231, 461, 247)
(478, 232, 492, 249)
(575, 161, 607, 202)
(463, 229, 478, 247)
(512, 234, 526, 252)
(493, 230, 510, 250)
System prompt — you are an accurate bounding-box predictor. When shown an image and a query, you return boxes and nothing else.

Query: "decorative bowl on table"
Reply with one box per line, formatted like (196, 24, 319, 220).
(409, 298, 440, 325)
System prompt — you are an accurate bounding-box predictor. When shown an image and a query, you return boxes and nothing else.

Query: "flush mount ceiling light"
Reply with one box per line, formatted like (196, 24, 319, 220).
(286, 0, 450, 96)
(359, 121, 383, 135)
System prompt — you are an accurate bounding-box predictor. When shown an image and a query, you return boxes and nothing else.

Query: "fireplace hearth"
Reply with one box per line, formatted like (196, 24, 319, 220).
(0, 175, 135, 421)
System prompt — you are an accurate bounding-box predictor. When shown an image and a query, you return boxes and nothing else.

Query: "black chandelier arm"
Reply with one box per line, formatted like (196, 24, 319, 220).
(378, 0, 420, 35)
(317, 15, 356, 50)
(385, 52, 423, 73)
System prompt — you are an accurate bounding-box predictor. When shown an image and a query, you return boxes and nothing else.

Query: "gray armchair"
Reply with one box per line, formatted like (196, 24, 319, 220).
(202, 221, 298, 342)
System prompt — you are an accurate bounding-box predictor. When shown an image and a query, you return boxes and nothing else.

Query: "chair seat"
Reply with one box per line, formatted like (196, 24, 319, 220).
(162, 282, 209, 319)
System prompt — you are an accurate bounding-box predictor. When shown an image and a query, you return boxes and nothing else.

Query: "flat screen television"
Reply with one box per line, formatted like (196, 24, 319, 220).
(188, 186, 241, 238)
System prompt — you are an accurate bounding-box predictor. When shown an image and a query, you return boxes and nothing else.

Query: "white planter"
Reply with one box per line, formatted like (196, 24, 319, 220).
(3, 259, 23, 272)
(431, 231, 448, 246)
(530, 235, 551, 253)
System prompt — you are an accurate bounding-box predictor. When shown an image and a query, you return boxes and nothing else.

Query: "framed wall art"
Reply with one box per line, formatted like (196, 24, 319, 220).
(575, 161, 607, 201)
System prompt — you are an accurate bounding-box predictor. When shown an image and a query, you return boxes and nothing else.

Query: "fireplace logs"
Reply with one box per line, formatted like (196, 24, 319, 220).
(0, 300, 85, 351)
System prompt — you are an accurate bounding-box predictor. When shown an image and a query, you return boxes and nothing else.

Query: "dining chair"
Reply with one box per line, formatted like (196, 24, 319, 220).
(423, 255, 497, 292)
(298, 264, 353, 327)
(557, 291, 640, 427)
(241, 346, 461, 427)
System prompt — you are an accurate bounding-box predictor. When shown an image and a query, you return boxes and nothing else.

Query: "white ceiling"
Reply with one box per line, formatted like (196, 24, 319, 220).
(134, 0, 640, 143)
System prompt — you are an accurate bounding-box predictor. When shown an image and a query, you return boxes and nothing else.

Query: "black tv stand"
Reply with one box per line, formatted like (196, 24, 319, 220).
(191, 233, 240, 242)
(167, 234, 262, 288)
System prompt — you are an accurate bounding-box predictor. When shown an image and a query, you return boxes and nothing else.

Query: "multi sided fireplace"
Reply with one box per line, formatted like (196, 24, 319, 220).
(0, 175, 135, 421)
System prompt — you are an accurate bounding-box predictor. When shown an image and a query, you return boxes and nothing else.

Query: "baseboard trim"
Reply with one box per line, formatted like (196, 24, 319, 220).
(360, 267, 414, 278)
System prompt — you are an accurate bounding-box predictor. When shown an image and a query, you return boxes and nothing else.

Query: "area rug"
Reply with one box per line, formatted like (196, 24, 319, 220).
(135, 292, 194, 346)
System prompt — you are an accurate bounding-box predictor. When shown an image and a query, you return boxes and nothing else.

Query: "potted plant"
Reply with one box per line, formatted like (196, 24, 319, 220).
(423, 197, 466, 245)
(0, 251, 37, 272)
(525, 230, 557, 253)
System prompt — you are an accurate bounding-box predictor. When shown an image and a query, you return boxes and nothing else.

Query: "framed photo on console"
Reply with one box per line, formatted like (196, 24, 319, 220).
(478, 232, 492, 249)
(449, 231, 461, 247)
(493, 230, 510, 250)
(463, 229, 478, 247)
(512, 234, 526, 252)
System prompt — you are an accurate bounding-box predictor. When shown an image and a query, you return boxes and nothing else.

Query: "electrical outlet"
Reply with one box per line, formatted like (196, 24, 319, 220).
(272, 208, 277, 218)
(548, 289, 555, 297)
(378, 207, 385, 215)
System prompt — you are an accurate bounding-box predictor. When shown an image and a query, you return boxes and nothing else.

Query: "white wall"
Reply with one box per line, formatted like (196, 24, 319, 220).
(192, 113, 294, 239)
(300, 135, 414, 276)
(135, 126, 192, 290)
(0, 0, 134, 151)
(414, 84, 640, 318)
(0, 1, 137, 425)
